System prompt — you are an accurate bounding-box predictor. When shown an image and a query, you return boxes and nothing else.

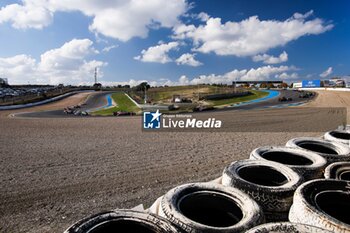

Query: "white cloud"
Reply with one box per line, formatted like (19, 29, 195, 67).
(98, 65, 298, 87)
(102, 45, 117, 53)
(320, 67, 333, 78)
(0, 55, 37, 83)
(0, 39, 106, 85)
(178, 75, 190, 85)
(190, 65, 299, 84)
(134, 42, 179, 64)
(176, 53, 202, 66)
(173, 10, 333, 56)
(197, 12, 209, 22)
(0, 1, 53, 29)
(252, 51, 288, 64)
(189, 65, 296, 84)
(39, 39, 99, 71)
(276, 72, 299, 80)
(0, 0, 188, 41)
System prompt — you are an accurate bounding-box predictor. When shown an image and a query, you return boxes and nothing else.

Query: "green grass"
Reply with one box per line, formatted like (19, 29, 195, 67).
(92, 92, 140, 116)
(134, 85, 230, 103)
(209, 90, 269, 106)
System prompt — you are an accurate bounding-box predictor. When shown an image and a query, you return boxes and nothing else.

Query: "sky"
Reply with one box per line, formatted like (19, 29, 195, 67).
(0, 0, 349, 86)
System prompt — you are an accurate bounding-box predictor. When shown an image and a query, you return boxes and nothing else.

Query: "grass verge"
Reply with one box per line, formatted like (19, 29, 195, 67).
(92, 92, 140, 116)
(209, 90, 269, 106)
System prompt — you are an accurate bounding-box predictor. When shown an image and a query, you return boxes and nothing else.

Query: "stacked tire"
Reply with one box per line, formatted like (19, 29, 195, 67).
(324, 129, 350, 146)
(250, 146, 327, 180)
(324, 161, 350, 181)
(246, 222, 332, 233)
(222, 160, 302, 221)
(64, 210, 181, 233)
(289, 179, 350, 232)
(64, 126, 350, 233)
(286, 137, 350, 165)
(158, 182, 264, 232)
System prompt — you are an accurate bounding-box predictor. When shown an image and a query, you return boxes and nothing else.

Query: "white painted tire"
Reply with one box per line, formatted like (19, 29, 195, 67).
(324, 161, 350, 181)
(250, 146, 327, 180)
(148, 196, 163, 215)
(245, 222, 332, 233)
(286, 137, 350, 165)
(324, 130, 350, 146)
(159, 182, 264, 233)
(222, 159, 302, 221)
(289, 179, 350, 233)
(64, 210, 180, 233)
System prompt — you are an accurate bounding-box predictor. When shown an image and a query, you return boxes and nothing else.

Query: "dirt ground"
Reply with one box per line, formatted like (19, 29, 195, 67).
(304, 90, 350, 122)
(0, 90, 349, 232)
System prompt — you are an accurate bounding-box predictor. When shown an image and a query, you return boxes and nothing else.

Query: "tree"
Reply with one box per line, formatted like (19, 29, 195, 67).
(260, 83, 267, 88)
(135, 82, 150, 91)
(267, 83, 275, 88)
(281, 82, 288, 88)
(93, 83, 102, 90)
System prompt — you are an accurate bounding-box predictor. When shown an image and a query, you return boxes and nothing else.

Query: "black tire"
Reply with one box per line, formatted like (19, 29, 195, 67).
(159, 182, 264, 233)
(222, 159, 302, 221)
(324, 130, 350, 146)
(289, 179, 350, 232)
(286, 137, 350, 165)
(245, 222, 332, 233)
(64, 210, 181, 233)
(250, 146, 327, 180)
(324, 161, 350, 181)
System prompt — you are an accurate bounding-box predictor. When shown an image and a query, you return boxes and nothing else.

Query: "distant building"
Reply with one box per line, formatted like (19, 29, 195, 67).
(0, 77, 9, 87)
(324, 78, 345, 87)
(293, 82, 302, 88)
(0, 77, 8, 84)
(233, 80, 283, 86)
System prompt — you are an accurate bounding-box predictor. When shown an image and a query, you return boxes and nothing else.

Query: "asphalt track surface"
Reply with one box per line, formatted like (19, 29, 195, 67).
(222, 89, 308, 110)
(15, 90, 308, 118)
(16, 91, 113, 118)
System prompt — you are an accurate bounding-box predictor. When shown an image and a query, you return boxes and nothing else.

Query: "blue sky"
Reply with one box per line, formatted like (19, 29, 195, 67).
(0, 0, 349, 85)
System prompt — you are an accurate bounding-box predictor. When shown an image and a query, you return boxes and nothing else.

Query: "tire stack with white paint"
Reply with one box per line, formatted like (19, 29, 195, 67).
(64, 126, 350, 232)
(286, 128, 350, 232)
(286, 137, 350, 165)
(64, 210, 181, 233)
(158, 183, 264, 232)
(222, 159, 302, 221)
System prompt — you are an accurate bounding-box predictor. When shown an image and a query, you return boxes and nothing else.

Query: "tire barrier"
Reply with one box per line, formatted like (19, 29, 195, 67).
(250, 146, 327, 180)
(65, 126, 350, 233)
(158, 182, 264, 233)
(324, 130, 350, 146)
(148, 196, 163, 215)
(222, 159, 302, 221)
(286, 137, 350, 165)
(64, 210, 181, 233)
(324, 161, 350, 181)
(289, 179, 350, 233)
(245, 222, 332, 233)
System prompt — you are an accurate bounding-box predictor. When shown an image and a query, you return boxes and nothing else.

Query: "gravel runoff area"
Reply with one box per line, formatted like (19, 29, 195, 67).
(0, 90, 348, 232)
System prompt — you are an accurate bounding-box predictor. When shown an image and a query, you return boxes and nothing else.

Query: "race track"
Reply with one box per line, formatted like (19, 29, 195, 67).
(0, 90, 346, 232)
(15, 91, 113, 118)
(15, 89, 310, 118)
